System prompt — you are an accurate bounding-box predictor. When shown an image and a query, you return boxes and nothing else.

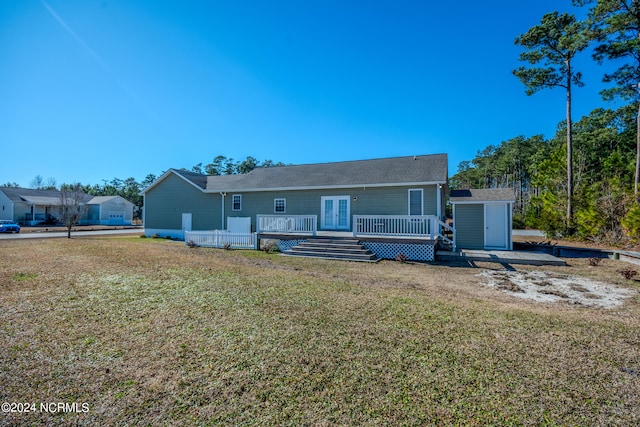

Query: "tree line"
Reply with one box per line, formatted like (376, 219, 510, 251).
(452, 0, 640, 244)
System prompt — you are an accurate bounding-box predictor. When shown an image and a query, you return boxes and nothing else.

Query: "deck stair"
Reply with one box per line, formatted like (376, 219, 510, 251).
(282, 238, 380, 262)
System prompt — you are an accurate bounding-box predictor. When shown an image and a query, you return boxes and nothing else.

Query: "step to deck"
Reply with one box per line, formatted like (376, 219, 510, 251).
(283, 238, 380, 262)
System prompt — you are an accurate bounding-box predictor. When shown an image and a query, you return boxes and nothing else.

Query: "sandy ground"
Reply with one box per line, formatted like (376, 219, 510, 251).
(479, 269, 637, 308)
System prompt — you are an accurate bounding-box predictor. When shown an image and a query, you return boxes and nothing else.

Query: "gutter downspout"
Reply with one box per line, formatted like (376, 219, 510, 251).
(220, 192, 226, 230)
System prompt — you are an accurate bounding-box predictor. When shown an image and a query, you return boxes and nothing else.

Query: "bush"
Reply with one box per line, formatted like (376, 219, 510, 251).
(621, 203, 640, 241)
(262, 242, 279, 254)
(618, 267, 638, 280)
(530, 191, 566, 238)
(588, 257, 601, 266)
(512, 213, 526, 230)
(575, 205, 605, 240)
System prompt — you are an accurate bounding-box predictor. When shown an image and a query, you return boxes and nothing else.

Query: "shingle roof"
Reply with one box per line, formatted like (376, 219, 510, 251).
(87, 196, 134, 205)
(171, 169, 209, 190)
(0, 187, 94, 204)
(450, 188, 515, 203)
(163, 154, 448, 193)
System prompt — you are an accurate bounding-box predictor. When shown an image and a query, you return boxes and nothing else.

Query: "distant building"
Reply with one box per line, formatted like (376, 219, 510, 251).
(0, 187, 135, 226)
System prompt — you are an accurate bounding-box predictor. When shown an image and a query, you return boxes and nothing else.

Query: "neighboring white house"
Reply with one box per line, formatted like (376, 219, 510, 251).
(0, 187, 135, 226)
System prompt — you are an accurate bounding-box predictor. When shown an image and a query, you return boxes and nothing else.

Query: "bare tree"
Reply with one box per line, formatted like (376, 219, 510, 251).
(29, 175, 45, 189)
(57, 183, 87, 238)
(29, 175, 57, 190)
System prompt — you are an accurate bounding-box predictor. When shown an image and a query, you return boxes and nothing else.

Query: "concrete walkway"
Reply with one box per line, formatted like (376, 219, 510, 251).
(436, 249, 566, 266)
(512, 229, 545, 237)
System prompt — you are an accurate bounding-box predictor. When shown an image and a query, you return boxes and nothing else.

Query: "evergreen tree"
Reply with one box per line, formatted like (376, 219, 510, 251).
(513, 12, 588, 232)
(574, 0, 640, 196)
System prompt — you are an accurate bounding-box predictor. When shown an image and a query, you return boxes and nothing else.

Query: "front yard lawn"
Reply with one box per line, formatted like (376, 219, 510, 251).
(1, 238, 638, 425)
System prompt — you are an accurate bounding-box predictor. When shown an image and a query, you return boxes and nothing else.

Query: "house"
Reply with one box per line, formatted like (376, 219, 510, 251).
(450, 188, 515, 250)
(0, 187, 135, 226)
(81, 196, 135, 225)
(142, 154, 453, 261)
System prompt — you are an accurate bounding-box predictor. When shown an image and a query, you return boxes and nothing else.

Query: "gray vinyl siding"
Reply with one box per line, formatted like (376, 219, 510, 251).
(98, 198, 134, 223)
(144, 174, 220, 230)
(455, 204, 484, 250)
(0, 192, 12, 221)
(225, 185, 439, 231)
(85, 205, 100, 223)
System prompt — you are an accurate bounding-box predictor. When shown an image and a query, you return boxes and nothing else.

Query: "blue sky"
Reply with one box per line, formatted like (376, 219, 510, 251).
(0, 0, 623, 187)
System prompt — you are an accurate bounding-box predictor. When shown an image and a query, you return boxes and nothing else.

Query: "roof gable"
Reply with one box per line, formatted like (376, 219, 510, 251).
(87, 196, 135, 206)
(141, 169, 210, 194)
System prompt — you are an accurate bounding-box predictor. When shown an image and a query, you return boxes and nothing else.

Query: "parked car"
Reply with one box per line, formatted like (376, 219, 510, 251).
(0, 220, 20, 233)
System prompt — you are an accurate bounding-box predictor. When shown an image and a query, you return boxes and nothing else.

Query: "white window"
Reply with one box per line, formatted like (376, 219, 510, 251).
(232, 194, 242, 211)
(408, 189, 423, 216)
(274, 198, 286, 213)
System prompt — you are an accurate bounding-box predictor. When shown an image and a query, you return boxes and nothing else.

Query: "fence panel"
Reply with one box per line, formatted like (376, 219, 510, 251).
(185, 230, 257, 249)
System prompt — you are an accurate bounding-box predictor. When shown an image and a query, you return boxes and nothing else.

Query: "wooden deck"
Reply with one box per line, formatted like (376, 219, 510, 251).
(258, 230, 436, 244)
(258, 232, 566, 266)
(436, 249, 566, 266)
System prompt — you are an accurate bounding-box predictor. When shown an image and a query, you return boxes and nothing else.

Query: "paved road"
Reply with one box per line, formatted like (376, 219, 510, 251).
(512, 229, 545, 237)
(0, 228, 143, 240)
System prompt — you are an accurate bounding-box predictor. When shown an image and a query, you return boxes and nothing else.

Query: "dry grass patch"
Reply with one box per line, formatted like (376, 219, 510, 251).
(1, 238, 639, 426)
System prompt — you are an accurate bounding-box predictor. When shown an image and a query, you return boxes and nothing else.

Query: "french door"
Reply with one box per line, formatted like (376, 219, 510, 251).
(321, 196, 350, 230)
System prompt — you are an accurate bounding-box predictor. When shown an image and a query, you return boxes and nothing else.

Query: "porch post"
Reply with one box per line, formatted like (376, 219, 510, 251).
(430, 215, 435, 240)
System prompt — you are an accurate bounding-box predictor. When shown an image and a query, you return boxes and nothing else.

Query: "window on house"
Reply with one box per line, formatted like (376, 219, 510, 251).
(232, 194, 242, 211)
(274, 198, 286, 213)
(408, 189, 423, 216)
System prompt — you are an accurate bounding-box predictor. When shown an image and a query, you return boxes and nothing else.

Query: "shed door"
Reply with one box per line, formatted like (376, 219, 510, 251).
(485, 204, 507, 249)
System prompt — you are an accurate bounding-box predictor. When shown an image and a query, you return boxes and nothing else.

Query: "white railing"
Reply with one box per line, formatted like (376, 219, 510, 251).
(353, 215, 438, 238)
(256, 215, 317, 236)
(184, 230, 257, 249)
(437, 219, 456, 251)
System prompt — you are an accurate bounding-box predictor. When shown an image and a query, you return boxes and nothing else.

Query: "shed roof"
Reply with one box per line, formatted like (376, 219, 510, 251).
(87, 196, 135, 206)
(450, 188, 515, 203)
(147, 154, 448, 194)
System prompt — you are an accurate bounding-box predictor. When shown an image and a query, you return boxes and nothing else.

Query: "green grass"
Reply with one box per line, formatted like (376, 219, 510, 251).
(0, 238, 638, 426)
(10, 272, 38, 281)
